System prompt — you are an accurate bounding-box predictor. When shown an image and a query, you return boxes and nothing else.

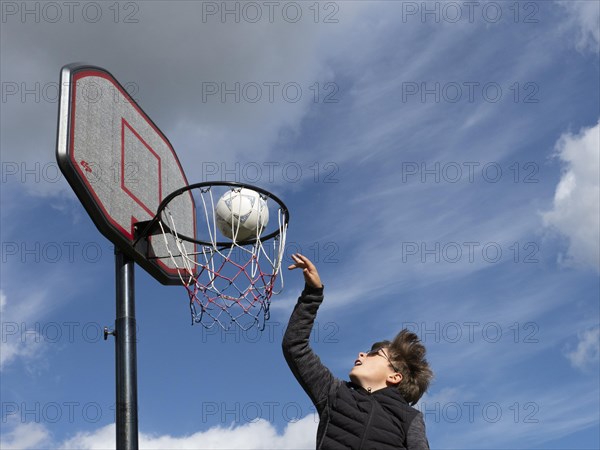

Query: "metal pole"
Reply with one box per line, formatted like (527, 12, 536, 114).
(115, 249, 139, 450)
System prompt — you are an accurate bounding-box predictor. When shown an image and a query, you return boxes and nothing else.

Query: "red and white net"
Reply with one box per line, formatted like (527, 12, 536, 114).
(157, 186, 287, 330)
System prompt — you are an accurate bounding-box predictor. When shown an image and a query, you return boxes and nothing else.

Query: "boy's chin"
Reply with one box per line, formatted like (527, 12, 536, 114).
(348, 371, 361, 385)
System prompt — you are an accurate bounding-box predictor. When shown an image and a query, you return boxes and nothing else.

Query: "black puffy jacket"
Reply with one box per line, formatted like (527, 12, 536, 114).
(282, 285, 430, 450)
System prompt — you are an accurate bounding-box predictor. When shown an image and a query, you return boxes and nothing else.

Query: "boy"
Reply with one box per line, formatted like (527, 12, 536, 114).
(283, 254, 432, 449)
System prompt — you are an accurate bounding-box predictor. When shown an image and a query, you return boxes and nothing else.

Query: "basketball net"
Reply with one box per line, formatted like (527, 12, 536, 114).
(157, 186, 287, 331)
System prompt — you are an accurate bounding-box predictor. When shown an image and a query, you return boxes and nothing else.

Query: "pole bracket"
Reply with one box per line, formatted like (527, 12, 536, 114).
(104, 327, 116, 340)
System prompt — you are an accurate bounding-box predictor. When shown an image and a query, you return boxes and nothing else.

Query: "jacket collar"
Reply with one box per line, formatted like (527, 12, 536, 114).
(348, 382, 409, 403)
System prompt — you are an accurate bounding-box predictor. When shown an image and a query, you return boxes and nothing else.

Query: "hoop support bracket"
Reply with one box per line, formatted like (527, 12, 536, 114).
(134, 220, 164, 239)
(104, 327, 116, 340)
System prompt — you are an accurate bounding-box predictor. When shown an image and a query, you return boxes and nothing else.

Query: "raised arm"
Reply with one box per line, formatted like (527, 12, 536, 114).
(282, 254, 336, 412)
(406, 412, 430, 450)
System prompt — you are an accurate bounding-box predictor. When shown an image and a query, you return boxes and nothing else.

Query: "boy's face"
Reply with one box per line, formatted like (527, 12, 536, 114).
(349, 347, 402, 390)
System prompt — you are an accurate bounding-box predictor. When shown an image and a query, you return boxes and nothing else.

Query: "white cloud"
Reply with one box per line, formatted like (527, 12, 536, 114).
(543, 120, 600, 271)
(0, 416, 316, 450)
(557, 1, 600, 53)
(0, 422, 51, 450)
(564, 326, 600, 371)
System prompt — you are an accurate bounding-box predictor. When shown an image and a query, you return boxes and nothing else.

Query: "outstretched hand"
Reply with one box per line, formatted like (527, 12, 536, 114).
(288, 253, 323, 289)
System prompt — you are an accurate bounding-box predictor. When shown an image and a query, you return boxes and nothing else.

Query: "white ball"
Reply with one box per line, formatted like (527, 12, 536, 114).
(215, 188, 269, 242)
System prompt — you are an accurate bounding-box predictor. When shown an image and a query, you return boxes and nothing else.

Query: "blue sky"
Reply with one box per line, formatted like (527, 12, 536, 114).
(1, 1, 599, 449)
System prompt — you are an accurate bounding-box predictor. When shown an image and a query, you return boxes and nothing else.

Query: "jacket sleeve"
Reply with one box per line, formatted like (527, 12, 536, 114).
(406, 412, 430, 450)
(282, 284, 337, 413)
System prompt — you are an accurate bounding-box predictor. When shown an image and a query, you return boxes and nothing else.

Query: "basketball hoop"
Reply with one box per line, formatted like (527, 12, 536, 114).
(135, 182, 289, 331)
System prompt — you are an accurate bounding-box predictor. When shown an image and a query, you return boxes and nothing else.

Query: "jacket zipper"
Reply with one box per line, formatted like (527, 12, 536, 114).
(358, 395, 375, 450)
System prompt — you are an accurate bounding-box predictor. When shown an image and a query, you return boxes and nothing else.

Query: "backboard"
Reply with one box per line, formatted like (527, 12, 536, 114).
(56, 64, 196, 285)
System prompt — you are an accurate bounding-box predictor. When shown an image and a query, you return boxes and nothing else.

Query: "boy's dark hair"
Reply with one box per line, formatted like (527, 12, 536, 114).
(372, 330, 433, 406)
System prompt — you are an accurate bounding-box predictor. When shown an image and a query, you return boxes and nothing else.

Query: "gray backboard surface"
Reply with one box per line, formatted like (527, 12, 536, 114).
(56, 64, 195, 284)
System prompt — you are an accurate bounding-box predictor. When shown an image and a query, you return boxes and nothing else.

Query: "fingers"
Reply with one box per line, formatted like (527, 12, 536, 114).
(294, 253, 315, 269)
(287, 253, 322, 288)
(288, 253, 319, 273)
(287, 253, 316, 271)
(287, 253, 303, 270)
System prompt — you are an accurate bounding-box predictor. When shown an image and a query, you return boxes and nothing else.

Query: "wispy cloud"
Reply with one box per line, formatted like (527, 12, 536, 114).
(0, 289, 48, 371)
(564, 326, 600, 371)
(557, 0, 600, 53)
(422, 381, 600, 449)
(0, 194, 95, 371)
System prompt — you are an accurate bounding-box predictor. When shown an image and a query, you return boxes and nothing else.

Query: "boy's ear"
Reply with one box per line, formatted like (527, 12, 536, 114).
(387, 372, 402, 386)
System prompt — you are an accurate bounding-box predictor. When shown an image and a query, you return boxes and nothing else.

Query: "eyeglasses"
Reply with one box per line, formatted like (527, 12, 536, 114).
(365, 348, 401, 374)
